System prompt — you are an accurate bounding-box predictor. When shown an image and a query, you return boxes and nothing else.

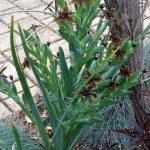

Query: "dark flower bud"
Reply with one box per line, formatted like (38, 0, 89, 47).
(57, 52, 59, 57)
(102, 41, 108, 47)
(142, 69, 147, 73)
(132, 42, 137, 48)
(87, 30, 90, 34)
(94, 52, 99, 60)
(9, 75, 13, 80)
(46, 41, 51, 46)
(108, 61, 111, 66)
(141, 37, 145, 41)
(100, 4, 105, 9)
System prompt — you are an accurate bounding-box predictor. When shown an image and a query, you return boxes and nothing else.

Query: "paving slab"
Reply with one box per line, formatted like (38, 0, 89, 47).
(42, 17, 59, 31)
(0, 0, 14, 11)
(0, 102, 11, 118)
(0, 7, 28, 24)
(0, 22, 9, 34)
(0, 32, 21, 51)
(4, 97, 21, 112)
(14, 0, 45, 10)
(38, 28, 60, 43)
(29, 5, 51, 21)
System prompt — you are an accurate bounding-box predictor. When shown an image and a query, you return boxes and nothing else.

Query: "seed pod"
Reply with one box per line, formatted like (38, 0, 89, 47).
(100, 4, 105, 9)
(94, 52, 99, 60)
(9, 75, 13, 80)
(22, 58, 30, 69)
(108, 61, 112, 66)
(46, 41, 51, 46)
(132, 43, 137, 48)
(141, 37, 145, 41)
(142, 69, 147, 73)
(57, 52, 59, 57)
(102, 41, 108, 47)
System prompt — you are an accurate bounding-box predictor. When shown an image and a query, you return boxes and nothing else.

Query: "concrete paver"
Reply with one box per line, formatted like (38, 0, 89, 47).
(0, 103, 11, 118)
(0, 7, 27, 24)
(42, 17, 59, 31)
(38, 28, 60, 43)
(0, 0, 14, 11)
(29, 5, 51, 21)
(0, 22, 9, 34)
(14, 0, 45, 10)
(0, 32, 21, 51)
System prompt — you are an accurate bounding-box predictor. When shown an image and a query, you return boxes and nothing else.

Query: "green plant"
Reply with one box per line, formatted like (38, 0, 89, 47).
(0, 0, 150, 149)
(80, 35, 150, 150)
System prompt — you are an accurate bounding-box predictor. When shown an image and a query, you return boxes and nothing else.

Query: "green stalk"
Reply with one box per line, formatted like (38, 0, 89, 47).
(18, 23, 63, 150)
(11, 123, 23, 150)
(10, 16, 51, 149)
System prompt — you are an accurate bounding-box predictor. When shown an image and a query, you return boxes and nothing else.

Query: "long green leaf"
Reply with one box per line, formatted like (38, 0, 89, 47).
(18, 23, 63, 150)
(11, 123, 23, 150)
(64, 125, 85, 150)
(59, 47, 74, 97)
(93, 20, 108, 42)
(55, 0, 65, 9)
(10, 17, 51, 149)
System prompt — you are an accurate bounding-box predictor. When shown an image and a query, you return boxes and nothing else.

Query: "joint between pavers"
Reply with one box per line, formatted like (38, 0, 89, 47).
(0, 96, 14, 113)
(0, 17, 20, 36)
(0, 31, 10, 36)
(0, 52, 37, 85)
(0, 84, 37, 103)
(1, 36, 62, 53)
(0, 1, 15, 12)
(8, 0, 59, 35)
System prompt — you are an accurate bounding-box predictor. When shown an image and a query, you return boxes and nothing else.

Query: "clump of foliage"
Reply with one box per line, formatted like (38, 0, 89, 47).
(0, 0, 150, 149)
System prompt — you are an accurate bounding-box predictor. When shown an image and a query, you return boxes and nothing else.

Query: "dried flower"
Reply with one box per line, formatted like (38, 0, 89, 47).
(79, 87, 96, 101)
(106, 82, 118, 89)
(22, 58, 30, 69)
(29, 24, 41, 31)
(54, 7, 75, 25)
(79, 68, 101, 101)
(115, 50, 125, 60)
(22, 57, 37, 69)
(119, 65, 131, 77)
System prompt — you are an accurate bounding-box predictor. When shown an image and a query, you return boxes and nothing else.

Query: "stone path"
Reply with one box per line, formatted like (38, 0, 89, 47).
(0, 0, 69, 118)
